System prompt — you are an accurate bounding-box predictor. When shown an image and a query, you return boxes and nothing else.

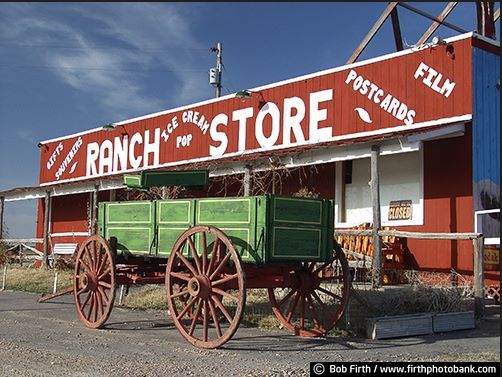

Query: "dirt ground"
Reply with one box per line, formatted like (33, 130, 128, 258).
(0, 290, 499, 377)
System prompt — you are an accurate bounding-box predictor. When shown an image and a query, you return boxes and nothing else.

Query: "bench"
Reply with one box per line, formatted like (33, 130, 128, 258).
(48, 243, 79, 268)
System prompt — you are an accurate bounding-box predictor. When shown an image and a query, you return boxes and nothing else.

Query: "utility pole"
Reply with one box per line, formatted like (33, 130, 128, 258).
(210, 42, 223, 98)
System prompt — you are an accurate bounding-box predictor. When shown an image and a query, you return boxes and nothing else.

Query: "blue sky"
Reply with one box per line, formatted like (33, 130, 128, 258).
(0, 2, 499, 238)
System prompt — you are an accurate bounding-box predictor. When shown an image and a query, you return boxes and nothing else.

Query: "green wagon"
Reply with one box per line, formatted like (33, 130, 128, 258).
(72, 171, 350, 348)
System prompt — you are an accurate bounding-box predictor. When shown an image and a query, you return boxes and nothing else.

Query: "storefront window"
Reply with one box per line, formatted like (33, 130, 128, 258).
(335, 150, 423, 227)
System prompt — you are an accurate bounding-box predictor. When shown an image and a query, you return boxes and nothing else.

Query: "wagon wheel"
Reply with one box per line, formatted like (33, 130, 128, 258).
(73, 235, 116, 329)
(166, 225, 246, 349)
(268, 241, 350, 337)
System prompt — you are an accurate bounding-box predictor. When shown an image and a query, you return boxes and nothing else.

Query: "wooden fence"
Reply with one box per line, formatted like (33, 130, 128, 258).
(334, 229, 486, 318)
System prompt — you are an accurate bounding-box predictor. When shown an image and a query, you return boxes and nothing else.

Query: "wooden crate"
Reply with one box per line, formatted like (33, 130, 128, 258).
(366, 313, 433, 339)
(432, 311, 475, 333)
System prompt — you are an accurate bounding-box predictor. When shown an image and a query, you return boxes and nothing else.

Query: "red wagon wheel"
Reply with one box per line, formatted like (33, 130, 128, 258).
(166, 226, 246, 349)
(268, 241, 350, 337)
(73, 235, 116, 329)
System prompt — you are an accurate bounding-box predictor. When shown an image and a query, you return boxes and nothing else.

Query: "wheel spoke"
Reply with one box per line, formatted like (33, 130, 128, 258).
(96, 252, 108, 276)
(94, 244, 102, 273)
(205, 239, 220, 276)
(317, 286, 343, 302)
(211, 294, 232, 323)
(212, 287, 239, 302)
(87, 293, 95, 320)
(93, 292, 99, 322)
(306, 294, 321, 329)
(79, 257, 92, 274)
(86, 244, 96, 272)
(201, 232, 208, 274)
(169, 288, 190, 299)
(299, 294, 305, 329)
(313, 262, 331, 276)
(98, 281, 112, 289)
(76, 286, 89, 296)
(188, 299, 203, 336)
(187, 236, 202, 274)
(312, 290, 337, 321)
(211, 273, 238, 287)
(97, 285, 111, 306)
(175, 250, 198, 276)
(277, 288, 296, 309)
(207, 298, 222, 338)
(170, 271, 191, 282)
(319, 274, 344, 282)
(80, 291, 92, 309)
(98, 266, 111, 280)
(209, 252, 231, 280)
(286, 291, 301, 322)
(176, 297, 197, 320)
(203, 299, 209, 342)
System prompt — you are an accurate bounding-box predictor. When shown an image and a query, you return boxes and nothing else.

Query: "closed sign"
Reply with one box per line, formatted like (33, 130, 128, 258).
(388, 200, 412, 220)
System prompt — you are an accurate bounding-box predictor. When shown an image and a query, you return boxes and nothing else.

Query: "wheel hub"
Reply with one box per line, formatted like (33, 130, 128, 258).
(187, 275, 211, 299)
(294, 269, 318, 293)
(83, 272, 98, 292)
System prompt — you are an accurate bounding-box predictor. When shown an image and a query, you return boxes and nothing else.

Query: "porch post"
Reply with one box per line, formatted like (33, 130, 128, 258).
(0, 196, 4, 239)
(370, 145, 383, 288)
(243, 165, 253, 196)
(42, 191, 51, 268)
(91, 184, 99, 235)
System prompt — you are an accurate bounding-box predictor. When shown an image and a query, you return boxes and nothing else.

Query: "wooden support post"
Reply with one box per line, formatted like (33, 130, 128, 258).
(346, 2, 398, 64)
(476, 1, 496, 39)
(109, 189, 117, 202)
(53, 271, 58, 294)
(416, 2, 458, 46)
(119, 284, 125, 305)
(473, 236, 485, 318)
(91, 185, 99, 235)
(42, 191, 51, 269)
(1, 265, 7, 291)
(390, 6, 403, 51)
(0, 196, 4, 238)
(370, 145, 382, 288)
(243, 165, 252, 196)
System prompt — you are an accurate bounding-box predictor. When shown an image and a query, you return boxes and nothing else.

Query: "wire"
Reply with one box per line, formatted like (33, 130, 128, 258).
(0, 40, 210, 52)
(0, 63, 208, 73)
(221, 63, 237, 94)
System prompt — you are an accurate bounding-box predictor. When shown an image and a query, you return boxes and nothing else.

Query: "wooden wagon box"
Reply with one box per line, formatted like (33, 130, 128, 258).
(98, 195, 334, 264)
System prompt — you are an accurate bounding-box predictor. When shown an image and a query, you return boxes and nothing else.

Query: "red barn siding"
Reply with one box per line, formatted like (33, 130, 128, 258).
(404, 128, 474, 275)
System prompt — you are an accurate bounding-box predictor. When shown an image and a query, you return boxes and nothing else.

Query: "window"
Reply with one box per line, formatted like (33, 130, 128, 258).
(335, 150, 423, 227)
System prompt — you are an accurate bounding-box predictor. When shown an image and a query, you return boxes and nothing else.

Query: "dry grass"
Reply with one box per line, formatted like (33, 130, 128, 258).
(2, 265, 73, 295)
(121, 285, 168, 311)
(0, 242, 8, 266)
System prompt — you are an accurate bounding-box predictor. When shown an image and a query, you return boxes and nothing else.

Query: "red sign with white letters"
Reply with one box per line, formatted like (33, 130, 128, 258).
(39, 36, 474, 186)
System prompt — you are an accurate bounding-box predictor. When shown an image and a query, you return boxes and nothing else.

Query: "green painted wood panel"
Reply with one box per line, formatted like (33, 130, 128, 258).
(271, 227, 322, 259)
(197, 197, 252, 223)
(157, 200, 195, 256)
(267, 196, 334, 262)
(272, 197, 323, 225)
(100, 201, 155, 256)
(196, 197, 264, 263)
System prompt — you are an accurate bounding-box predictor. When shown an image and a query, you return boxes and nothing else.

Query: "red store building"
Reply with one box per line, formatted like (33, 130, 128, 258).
(1, 32, 500, 290)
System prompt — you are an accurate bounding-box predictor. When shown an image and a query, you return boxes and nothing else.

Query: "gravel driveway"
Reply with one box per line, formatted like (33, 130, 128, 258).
(0, 291, 499, 376)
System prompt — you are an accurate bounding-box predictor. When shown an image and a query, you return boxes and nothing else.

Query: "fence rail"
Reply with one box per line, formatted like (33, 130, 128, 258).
(334, 229, 486, 318)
